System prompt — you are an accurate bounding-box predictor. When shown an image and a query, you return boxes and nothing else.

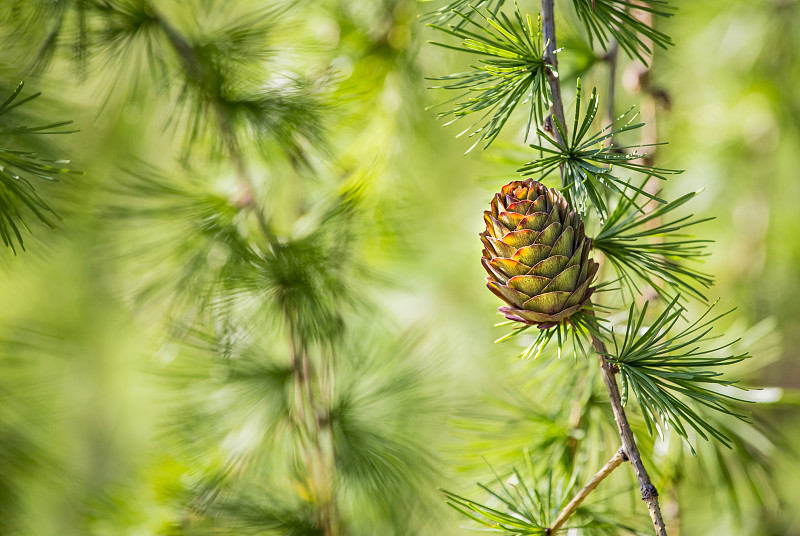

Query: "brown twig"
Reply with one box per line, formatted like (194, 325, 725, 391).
(590, 329, 667, 536)
(547, 449, 628, 534)
(538, 4, 669, 531)
(541, 0, 567, 147)
(608, 11, 670, 533)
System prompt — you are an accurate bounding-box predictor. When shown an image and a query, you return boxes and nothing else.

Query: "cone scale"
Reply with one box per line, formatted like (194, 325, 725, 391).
(480, 179, 598, 328)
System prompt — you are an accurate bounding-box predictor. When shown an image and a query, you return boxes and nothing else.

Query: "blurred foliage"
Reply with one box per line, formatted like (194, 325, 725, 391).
(0, 0, 798, 535)
(0, 82, 78, 253)
(569, 0, 675, 63)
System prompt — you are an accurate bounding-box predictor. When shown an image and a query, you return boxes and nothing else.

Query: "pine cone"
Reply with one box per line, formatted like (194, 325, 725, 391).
(480, 179, 598, 328)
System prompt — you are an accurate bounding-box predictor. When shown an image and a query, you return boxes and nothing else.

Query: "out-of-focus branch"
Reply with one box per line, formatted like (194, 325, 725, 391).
(153, 3, 278, 249)
(622, 4, 673, 302)
(288, 325, 340, 536)
(603, 41, 619, 148)
(622, 6, 671, 169)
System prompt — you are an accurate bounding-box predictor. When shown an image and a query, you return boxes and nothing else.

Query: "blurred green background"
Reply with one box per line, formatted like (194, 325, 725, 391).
(0, 0, 798, 534)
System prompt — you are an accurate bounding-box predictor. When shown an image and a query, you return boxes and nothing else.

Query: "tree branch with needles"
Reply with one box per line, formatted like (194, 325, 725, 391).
(540, 1, 667, 533)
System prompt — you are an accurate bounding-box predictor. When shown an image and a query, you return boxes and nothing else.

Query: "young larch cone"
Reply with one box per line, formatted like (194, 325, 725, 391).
(480, 179, 598, 328)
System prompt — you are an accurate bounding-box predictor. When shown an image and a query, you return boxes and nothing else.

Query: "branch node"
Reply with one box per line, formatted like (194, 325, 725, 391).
(642, 483, 659, 500)
(618, 448, 629, 462)
(543, 114, 554, 134)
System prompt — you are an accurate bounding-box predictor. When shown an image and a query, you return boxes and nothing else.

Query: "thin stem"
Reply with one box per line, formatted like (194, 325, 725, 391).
(624, 3, 671, 304)
(590, 330, 668, 536)
(539, 4, 668, 532)
(604, 41, 619, 148)
(593, 40, 669, 534)
(547, 449, 628, 534)
(541, 0, 567, 148)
